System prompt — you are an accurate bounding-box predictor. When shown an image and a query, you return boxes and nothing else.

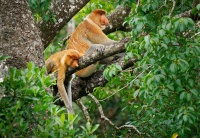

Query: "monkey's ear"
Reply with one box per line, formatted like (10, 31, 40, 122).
(67, 51, 81, 59)
(94, 9, 106, 15)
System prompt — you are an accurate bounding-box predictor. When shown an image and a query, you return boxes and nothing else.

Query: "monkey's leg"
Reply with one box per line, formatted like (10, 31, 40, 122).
(57, 67, 74, 114)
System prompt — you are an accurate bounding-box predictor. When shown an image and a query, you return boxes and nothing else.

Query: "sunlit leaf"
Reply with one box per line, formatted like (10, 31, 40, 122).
(60, 113, 65, 124)
(172, 132, 178, 138)
(91, 124, 100, 133)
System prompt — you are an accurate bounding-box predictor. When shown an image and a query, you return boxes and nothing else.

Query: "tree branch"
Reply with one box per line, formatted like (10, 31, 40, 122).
(103, 5, 131, 34)
(66, 37, 130, 76)
(169, 0, 176, 17)
(88, 93, 142, 135)
(38, 0, 90, 48)
(76, 99, 90, 121)
(71, 56, 137, 101)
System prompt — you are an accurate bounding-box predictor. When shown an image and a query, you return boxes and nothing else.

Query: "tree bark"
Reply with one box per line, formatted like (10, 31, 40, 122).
(0, 0, 44, 68)
(104, 6, 131, 34)
(59, 38, 133, 101)
(38, 0, 90, 48)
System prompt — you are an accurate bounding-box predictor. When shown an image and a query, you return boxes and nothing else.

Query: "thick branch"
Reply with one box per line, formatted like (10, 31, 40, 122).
(67, 38, 130, 76)
(70, 57, 137, 101)
(53, 38, 134, 104)
(103, 6, 131, 34)
(38, 0, 89, 48)
(49, 38, 136, 101)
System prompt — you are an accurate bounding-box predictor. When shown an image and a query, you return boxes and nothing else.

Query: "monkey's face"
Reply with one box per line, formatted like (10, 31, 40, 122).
(70, 59, 79, 68)
(90, 9, 109, 30)
(66, 50, 82, 68)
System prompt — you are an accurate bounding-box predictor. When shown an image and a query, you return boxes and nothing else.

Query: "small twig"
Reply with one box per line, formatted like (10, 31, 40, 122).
(102, 120, 107, 138)
(76, 99, 91, 121)
(184, 21, 200, 37)
(135, 0, 140, 13)
(191, 32, 200, 38)
(98, 65, 152, 102)
(159, 0, 167, 10)
(88, 93, 142, 135)
(169, 0, 176, 16)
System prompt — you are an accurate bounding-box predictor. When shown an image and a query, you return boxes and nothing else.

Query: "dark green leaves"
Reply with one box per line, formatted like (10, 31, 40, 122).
(103, 64, 122, 80)
(173, 18, 195, 32)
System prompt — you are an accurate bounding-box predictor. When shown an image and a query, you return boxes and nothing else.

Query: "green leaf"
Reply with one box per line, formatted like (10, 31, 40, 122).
(86, 121, 91, 131)
(115, 64, 122, 71)
(161, 43, 168, 49)
(188, 79, 194, 87)
(179, 59, 189, 71)
(183, 114, 188, 122)
(175, 79, 181, 86)
(166, 85, 174, 91)
(190, 89, 198, 96)
(91, 124, 100, 133)
(0, 55, 10, 61)
(144, 35, 150, 48)
(134, 89, 139, 98)
(68, 113, 74, 121)
(170, 62, 177, 73)
(159, 29, 165, 37)
(80, 126, 87, 132)
(197, 4, 200, 10)
(186, 93, 191, 101)
(60, 113, 65, 124)
(136, 22, 144, 33)
(166, 22, 172, 30)
(163, 36, 170, 44)
(180, 92, 186, 100)
(38, 125, 44, 132)
(44, 14, 50, 22)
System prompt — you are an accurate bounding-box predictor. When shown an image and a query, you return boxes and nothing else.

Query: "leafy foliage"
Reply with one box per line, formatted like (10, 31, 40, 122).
(28, 0, 56, 22)
(0, 62, 99, 137)
(10, 0, 200, 137)
(101, 1, 200, 137)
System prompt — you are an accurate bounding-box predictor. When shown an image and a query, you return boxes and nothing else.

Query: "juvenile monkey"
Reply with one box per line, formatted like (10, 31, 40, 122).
(67, 9, 117, 77)
(45, 49, 82, 114)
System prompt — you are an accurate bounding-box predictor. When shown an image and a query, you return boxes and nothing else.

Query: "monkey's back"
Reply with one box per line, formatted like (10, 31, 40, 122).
(67, 20, 89, 53)
(67, 18, 103, 54)
(45, 50, 67, 73)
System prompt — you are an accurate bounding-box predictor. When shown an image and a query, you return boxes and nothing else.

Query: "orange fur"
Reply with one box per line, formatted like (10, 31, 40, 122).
(45, 49, 82, 114)
(67, 9, 116, 77)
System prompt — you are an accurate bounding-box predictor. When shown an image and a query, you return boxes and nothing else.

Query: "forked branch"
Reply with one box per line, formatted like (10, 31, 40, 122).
(88, 93, 143, 135)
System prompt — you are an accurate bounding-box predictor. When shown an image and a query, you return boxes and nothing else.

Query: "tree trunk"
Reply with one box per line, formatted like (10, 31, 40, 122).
(0, 0, 44, 68)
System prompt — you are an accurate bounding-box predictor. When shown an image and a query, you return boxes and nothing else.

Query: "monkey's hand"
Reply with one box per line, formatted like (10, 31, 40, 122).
(85, 44, 105, 57)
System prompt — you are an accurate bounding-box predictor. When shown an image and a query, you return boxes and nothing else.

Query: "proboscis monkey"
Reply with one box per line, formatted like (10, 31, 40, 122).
(67, 9, 117, 78)
(45, 49, 82, 114)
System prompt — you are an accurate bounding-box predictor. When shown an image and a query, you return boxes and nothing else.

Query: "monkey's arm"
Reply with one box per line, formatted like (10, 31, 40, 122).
(57, 66, 74, 114)
(86, 28, 116, 45)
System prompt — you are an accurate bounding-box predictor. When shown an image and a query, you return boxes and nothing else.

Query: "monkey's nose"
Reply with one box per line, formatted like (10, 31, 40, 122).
(105, 20, 109, 26)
